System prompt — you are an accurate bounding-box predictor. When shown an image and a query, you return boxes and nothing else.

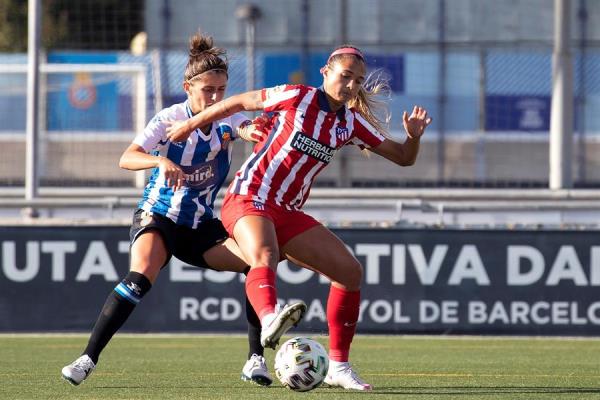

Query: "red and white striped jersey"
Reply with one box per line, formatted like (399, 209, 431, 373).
(229, 84, 386, 210)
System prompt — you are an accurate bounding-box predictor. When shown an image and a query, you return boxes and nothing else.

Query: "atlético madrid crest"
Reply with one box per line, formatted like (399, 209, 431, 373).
(335, 126, 350, 141)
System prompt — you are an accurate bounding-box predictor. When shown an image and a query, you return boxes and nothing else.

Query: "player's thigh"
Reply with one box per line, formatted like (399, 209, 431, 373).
(130, 229, 169, 283)
(232, 215, 280, 269)
(202, 238, 248, 273)
(281, 225, 363, 290)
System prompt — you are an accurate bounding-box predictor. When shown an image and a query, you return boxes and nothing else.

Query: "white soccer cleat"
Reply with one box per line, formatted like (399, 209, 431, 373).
(260, 301, 307, 349)
(241, 353, 273, 386)
(61, 355, 96, 386)
(324, 363, 373, 391)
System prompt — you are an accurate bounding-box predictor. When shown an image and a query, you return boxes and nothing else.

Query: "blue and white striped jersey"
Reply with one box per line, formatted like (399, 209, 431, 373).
(133, 100, 250, 229)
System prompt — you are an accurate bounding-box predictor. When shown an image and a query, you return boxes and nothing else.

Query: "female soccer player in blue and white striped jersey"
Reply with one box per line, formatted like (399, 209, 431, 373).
(61, 33, 272, 388)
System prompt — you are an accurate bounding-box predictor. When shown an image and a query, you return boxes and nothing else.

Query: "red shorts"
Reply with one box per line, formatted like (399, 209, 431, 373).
(221, 193, 321, 247)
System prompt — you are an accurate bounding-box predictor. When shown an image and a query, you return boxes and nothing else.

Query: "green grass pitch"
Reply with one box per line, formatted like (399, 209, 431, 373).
(2, 334, 600, 399)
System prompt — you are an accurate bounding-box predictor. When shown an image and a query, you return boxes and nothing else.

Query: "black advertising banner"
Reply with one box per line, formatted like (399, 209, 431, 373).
(1, 226, 600, 335)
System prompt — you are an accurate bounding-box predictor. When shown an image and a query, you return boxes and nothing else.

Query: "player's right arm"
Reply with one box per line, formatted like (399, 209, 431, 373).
(119, 143, 166, 170)
(119, 144, 185, 191)
(120, 109, 186, 191)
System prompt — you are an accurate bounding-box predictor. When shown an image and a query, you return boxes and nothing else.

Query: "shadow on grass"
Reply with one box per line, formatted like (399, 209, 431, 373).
(93, 385, 600, 396)
(358, 386, 600, 396)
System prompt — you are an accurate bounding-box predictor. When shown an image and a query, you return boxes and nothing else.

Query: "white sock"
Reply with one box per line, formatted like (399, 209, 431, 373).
(329, 360, 350, 371)
(261, 312, 277, 328)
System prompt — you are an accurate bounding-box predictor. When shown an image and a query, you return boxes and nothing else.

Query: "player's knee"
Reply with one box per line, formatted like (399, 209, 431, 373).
(339, 260, 363, 290)
(249, 246, 279, 268)
(349, 261, 364, 288)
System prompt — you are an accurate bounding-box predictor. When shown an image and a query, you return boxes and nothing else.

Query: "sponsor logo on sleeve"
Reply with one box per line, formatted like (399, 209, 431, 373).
(265, 85, 287, 100)
(218, 123, 233, 149)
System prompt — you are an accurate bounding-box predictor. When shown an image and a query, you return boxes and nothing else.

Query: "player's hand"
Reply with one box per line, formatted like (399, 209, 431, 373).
(249, 113, 271, 141)
(237, 114, 270, 142)
(252, 113, 269, 132)
(165, 120, 193, 142)
(158, 156, 186, 191)
(403, 106, 432, 139)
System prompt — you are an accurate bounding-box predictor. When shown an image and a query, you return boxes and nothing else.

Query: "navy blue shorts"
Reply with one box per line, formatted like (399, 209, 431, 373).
(129, 209, 229, 269)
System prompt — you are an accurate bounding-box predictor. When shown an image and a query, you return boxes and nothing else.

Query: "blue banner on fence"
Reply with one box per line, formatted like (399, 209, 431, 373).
(1, 226, 600, 335)
(485, 95, 550, 131)
(46, 53, 119, 131)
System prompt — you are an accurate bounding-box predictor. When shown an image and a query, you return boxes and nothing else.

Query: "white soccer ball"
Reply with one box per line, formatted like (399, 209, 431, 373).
(274, 337, 329, 392)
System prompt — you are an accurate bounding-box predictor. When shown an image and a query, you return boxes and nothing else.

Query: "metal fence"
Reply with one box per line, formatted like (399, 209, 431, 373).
(1, 0, 600, 190)
(2, 46, 600, 189)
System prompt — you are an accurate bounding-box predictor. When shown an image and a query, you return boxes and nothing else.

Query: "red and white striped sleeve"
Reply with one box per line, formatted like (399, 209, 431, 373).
(347, 111, 386, 149)
(261, 84, 304, 113)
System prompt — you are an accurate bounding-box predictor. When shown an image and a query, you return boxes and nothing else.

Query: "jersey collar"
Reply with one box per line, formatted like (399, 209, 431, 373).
(317, 86, 346, 120)
(185, 100, 212, 140)
(185, 99, 196, 117)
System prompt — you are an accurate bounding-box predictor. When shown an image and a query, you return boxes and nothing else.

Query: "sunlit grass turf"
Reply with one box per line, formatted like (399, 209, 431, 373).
(2, 334, 600, 399)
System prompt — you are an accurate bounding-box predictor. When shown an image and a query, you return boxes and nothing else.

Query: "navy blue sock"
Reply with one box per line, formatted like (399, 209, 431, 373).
(246, 295, 263, 358)
(83, 271, 152, 364)
(244, 267, 263, 358)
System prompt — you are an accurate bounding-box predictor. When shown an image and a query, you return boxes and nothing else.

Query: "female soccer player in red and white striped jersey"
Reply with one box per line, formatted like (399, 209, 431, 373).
(167, 45, 432, 391)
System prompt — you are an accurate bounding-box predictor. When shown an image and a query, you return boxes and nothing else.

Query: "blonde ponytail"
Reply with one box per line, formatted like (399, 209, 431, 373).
(347, 69, 391, 140)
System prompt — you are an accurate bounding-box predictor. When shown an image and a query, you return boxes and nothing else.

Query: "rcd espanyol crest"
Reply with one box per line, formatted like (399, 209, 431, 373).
(335, 126, 350, 141)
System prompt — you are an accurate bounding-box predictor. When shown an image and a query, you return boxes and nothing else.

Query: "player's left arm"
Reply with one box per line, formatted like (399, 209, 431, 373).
(166, 90, 264, 142)
(370, 106, 431, 166)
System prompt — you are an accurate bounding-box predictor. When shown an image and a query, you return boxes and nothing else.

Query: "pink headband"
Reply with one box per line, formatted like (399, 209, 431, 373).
(327, 47, 364, 64)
